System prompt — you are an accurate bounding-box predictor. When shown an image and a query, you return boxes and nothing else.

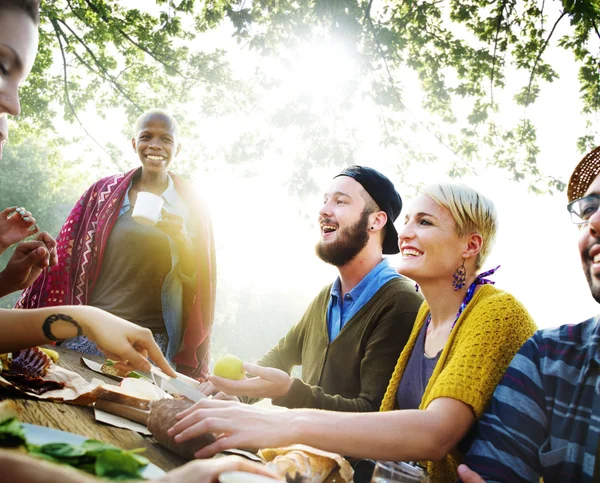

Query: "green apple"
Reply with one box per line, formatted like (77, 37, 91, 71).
(213, 355, 245, 380)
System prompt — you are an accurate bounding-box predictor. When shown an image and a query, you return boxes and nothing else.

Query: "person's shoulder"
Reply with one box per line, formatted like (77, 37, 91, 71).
(475, 284, 525, 306)
(532, 316, 599, 350)
(88, 171, 131, 192)
(315, 283, 334, 300)
(368, 277, 424, 312)
(461, 286, 536, 341)
(379, 276, 424, 302)
(471, 286, 534, 320)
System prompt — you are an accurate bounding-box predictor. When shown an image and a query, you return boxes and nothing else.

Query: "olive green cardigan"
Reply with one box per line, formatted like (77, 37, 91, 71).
(258, 276, 423, 411)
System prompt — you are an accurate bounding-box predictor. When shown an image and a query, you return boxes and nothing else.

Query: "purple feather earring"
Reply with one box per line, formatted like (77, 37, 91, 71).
(452, 259, 467, 290)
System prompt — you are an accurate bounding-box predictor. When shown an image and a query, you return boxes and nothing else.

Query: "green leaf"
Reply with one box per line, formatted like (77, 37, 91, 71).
(80, 439, 121, 455)
(0, 418, 27, 447)
(95, 449, 148, 479)
(40, 442, 87, 458)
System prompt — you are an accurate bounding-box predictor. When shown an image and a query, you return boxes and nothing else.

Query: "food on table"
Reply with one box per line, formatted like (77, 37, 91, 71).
(0, 347, 65, 395)
(0, 400, 24, 447)
(0, 410, 149, 480)
(148, 398, 216, 460)
(94, 399, 150, 426)
(0, 352, 11, 371)
(91, 377, 166, 411)
(39, 348, 59, 363)
(259, 445, 353, 483)
(213, 355, 245, 380)
(101, 360, 132, 378)
(0, 400, 19, 421)
(7, 347, 52, 376)
(100, 359, 146, 380)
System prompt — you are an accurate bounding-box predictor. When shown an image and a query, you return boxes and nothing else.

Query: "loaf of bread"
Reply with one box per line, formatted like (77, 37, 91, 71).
(90, 384, 151, 410)
(259, 445, 353, 483)
(147, 398, 216, 460)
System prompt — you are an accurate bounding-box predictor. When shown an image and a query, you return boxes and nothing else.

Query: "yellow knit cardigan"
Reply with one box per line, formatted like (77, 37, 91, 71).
(379, 285, 537, 483)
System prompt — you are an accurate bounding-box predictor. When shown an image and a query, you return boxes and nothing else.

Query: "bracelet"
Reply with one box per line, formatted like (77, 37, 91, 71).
(42, 314, 83, 342)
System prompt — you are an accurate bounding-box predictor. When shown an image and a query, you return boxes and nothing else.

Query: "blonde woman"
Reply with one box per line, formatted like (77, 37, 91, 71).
(169, 183, 537, 483)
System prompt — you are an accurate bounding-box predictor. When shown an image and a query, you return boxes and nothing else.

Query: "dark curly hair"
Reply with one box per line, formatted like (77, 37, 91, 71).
(0, 0, 40, 25)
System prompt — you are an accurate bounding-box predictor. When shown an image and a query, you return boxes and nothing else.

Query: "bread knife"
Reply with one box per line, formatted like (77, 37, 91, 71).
(150, 366, 206, 402)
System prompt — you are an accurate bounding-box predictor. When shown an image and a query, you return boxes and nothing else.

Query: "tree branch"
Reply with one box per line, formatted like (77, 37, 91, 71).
(489, 0, 508, 105)
(49, 17, 116, 163)
(540, 0, 546, 33)
(524, 10, 567, 107)
(55, 18, 144, 112)
(80, 0, 190, 79)
(591, 18, 600, 41)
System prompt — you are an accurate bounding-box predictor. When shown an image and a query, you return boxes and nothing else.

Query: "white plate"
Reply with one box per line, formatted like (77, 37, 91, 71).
(219, 471, 281, 483)
(23, 423, 165, 478)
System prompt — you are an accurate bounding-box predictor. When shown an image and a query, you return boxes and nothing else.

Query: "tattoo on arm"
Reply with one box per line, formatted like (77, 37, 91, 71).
(42, 314, 83, 342)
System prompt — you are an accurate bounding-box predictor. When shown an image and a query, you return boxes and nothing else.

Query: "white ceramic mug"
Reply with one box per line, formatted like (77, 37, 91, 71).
(132, 191, 164, 226)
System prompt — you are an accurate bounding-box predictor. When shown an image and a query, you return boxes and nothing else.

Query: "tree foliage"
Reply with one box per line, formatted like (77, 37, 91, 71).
(12, 0, 600, 193)
(22, 0, 240, 153)
(193, 0, 600, 192)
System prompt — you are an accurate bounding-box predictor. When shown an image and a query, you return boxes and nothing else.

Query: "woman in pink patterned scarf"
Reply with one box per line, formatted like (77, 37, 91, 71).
(17, 109, 217, 379)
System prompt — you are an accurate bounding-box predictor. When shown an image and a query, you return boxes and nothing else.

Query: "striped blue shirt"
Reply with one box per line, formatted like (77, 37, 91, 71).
(464, 315, 600, 482)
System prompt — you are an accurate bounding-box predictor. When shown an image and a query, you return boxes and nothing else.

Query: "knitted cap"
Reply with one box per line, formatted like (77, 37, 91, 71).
(568, 146, 600, 202)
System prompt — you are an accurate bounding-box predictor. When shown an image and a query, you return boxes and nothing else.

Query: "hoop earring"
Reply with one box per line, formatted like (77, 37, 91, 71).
(452, 259, 467, 290)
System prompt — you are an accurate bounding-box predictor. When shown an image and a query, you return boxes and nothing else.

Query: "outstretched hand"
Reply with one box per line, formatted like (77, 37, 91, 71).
(156, 209, 195, 275)
(156, 455, 278, 483)
(0, 206, 38, 254)
(79, 307, 177, 378)
(167, 398, 294, 458)
(207, 363, 293, 400)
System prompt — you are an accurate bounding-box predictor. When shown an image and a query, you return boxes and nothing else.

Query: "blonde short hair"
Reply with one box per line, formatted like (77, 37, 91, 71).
(420, 183, 497, 270)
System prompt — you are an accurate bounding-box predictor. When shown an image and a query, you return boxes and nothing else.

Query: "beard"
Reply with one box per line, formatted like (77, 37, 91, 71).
(581, 241, 600, 304)
(583, 264, 600, 304)
(316, 210, 371, 267)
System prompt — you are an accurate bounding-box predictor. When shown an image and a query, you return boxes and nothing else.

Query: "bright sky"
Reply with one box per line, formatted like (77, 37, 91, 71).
(45, 4, 600, 333)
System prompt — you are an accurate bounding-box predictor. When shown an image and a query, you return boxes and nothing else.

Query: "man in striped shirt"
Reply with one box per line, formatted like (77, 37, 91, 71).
(458, 146, 600, 483)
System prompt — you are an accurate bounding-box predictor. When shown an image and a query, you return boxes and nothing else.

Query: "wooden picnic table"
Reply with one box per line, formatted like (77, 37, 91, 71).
(0, 345, 187, 472)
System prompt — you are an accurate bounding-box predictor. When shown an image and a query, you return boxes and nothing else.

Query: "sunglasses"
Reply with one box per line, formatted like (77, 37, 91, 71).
(567, 194, 600, 225)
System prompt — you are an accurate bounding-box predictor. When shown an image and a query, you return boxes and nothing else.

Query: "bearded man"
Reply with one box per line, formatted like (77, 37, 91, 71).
(202, 166, 423, 412)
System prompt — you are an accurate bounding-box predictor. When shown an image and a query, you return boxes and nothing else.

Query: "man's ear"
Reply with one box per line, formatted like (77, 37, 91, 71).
(370, 211, 388, 231)
(131, 138, 136, 151)
(175, 143, 182, 157)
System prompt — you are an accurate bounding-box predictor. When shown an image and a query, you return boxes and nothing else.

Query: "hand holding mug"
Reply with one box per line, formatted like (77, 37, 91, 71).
(156, 210, 189, 242)
(131, 192, 164, 226)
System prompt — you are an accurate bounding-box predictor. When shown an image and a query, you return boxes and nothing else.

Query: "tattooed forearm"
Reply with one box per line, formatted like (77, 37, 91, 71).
(42, 314, 83, 341)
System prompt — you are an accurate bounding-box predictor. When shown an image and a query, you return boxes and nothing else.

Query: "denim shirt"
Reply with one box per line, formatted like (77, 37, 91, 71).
(120, 175, 196, 362)
(327, 258, 400, 342)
